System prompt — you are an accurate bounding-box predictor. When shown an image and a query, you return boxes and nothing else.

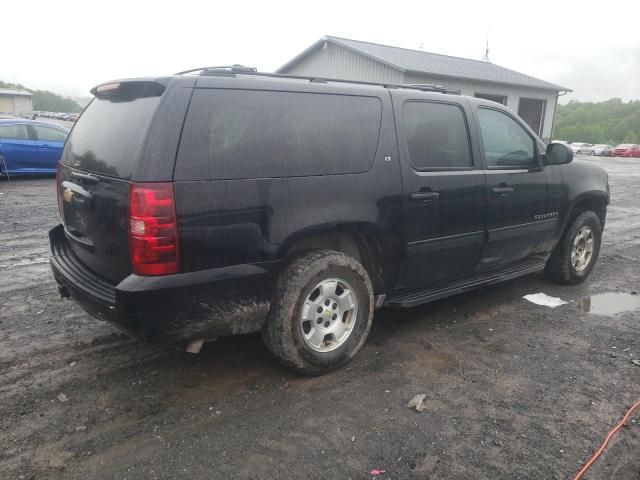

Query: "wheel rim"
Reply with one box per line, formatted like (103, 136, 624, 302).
(299, 278, 359, 352)
(571, 226, 594, 272)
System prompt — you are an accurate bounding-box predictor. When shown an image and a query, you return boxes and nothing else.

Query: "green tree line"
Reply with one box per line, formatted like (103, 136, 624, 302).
(0, 80, 82, 113)
(554, 99, 640, 145)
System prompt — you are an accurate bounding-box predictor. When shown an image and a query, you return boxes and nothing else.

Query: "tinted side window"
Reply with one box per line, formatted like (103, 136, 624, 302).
(175, 89, 382, 180)
(477, 108, 536, 169)
(0, 124, 29, 140)
(403, 102, 471, 169)
(32, 125, 67, 142)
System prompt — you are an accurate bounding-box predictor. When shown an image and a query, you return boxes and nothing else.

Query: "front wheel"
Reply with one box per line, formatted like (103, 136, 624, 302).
(262, 250, 374, 375)
(544, 211, 602, 284)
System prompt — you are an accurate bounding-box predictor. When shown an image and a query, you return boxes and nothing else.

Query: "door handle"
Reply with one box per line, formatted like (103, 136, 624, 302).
(491, 186, 514, 194)
(410, 191, 440, 201)
(71, 171, 100, 183)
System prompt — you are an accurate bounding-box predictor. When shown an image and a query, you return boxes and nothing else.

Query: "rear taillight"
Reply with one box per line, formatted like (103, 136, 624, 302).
(128, 182, 179, 276)
(56, 162, 63, 218)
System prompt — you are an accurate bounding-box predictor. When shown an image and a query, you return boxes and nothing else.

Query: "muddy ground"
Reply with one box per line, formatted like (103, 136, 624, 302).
(1, 156, 639, 480)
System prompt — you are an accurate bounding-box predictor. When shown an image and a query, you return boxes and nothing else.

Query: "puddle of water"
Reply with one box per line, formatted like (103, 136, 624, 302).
(576, 292, 640, 316)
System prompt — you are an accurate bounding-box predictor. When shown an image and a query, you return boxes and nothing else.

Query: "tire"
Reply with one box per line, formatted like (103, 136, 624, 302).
(577, 150, 582, 155)
(262, 250, 374, 375)
(590, 151, 595, 156)
(544, 211, 602, 284)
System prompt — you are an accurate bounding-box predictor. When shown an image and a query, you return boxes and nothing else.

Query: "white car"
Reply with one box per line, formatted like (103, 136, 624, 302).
(570, 142, 596, 155)
(593, 144, 613, 156)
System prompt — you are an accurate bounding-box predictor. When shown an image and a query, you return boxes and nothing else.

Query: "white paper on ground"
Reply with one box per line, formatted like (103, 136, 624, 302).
(522, 293, 568, 308)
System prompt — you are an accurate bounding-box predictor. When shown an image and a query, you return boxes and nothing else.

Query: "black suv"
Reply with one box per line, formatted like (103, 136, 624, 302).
(50, 68, 609, 374)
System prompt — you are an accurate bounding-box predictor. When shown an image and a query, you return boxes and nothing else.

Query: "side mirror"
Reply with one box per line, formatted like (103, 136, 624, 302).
(545, 142, 573, 165)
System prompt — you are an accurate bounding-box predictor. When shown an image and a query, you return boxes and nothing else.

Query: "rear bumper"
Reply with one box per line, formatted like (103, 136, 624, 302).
(49, 224, 276, 343)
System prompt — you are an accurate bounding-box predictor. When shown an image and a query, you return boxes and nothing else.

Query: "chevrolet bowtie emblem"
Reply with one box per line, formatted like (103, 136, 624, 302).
(63, 188, 73, 203)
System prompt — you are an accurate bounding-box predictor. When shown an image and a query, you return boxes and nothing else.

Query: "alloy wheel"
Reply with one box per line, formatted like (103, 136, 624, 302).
(299, 278, 359, 352)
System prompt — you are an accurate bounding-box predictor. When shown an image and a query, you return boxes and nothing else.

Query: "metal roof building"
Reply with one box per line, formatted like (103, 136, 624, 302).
(0, 89, 33, 116)
(278, 36, 571, 142)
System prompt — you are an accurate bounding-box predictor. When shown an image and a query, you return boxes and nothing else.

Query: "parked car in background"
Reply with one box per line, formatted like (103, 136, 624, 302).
(570, 142, 596, 155)
(593, 144, 613, 156)
(626, 145, 640, 158)
(613, 144, 640, 157)
(0, 119, 69, 176)
(19, 111, 36, 120)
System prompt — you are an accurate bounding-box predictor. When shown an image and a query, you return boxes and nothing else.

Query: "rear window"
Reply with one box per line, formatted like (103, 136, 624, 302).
(175, 89, 382, 180)
(64, 87, 162, 179)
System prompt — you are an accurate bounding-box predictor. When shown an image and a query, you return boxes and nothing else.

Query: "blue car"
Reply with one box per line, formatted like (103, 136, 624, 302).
(0, 119, 69, 176)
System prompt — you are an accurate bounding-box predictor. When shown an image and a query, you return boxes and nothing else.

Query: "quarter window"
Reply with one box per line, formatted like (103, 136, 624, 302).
(403, 102, 472, 170)
(0, 124, 30, 140)
(477, 108, 536, 169)
(176, 90, 382, 180)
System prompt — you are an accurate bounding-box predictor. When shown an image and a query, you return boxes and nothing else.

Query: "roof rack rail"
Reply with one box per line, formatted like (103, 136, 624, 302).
(401, 83, 460, 94)
(174, 65, 257, 75)
(174, 66, 459, 94)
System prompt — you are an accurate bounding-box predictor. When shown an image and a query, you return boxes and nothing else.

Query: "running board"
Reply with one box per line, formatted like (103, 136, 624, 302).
(385, 258, 546, 308)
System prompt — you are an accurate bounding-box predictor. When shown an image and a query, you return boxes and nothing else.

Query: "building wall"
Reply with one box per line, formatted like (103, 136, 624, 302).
(283, 41, 404, 84)
(0, 95, 33, 115)
(283, 44, 558, 142)
(0, 96, 12, 114)
(13, 95, 33, 114)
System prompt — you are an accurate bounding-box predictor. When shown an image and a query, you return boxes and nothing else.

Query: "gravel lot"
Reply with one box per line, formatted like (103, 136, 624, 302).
(1, 156, 639, 479)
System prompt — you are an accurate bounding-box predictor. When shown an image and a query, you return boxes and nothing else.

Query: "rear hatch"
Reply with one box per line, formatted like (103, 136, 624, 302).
(57, 81, 166, 284)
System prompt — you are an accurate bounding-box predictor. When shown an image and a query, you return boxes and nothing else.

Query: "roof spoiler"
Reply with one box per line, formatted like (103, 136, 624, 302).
(90, 80, 166, 100)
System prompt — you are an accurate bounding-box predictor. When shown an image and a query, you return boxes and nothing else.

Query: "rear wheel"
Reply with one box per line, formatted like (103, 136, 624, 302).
(544, 211, 602, 284)
(262, 250, 374, 375)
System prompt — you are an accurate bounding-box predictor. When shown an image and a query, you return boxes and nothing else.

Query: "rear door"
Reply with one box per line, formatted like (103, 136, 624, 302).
(393, 93, 486, 289)
(57, 81, 169, 283)
(30, 124, 68, 172)
(0, 123, 36, 173)
(473, 105, 551, 271)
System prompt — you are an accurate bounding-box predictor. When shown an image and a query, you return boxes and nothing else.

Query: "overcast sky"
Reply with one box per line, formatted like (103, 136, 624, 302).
(2, 0, 638, 103)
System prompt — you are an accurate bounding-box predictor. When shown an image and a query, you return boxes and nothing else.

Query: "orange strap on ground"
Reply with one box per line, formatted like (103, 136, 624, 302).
(573, 399, 640, 480)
